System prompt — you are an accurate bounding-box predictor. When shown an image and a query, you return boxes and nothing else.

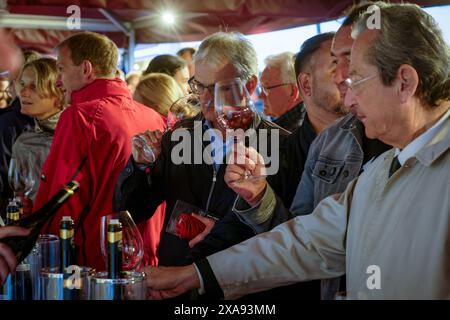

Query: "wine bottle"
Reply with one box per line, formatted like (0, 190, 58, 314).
(0, 181, 80, 265)
(59, 216, 75, 272)
(6, 202, 20, 225)
(107, 219, 123, 279)
(13, 197, 24, 217)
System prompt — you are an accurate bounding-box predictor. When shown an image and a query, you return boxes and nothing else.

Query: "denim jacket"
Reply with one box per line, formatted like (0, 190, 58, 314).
(291, 114, 364, 215)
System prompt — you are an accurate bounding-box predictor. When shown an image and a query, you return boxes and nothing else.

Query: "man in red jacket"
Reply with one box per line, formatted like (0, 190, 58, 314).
(33, 32, 166, 271)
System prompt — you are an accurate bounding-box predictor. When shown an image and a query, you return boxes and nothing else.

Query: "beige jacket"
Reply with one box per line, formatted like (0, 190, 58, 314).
(207, 115, 450, 300)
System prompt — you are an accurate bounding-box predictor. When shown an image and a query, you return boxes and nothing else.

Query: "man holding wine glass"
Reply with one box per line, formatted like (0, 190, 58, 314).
(113, 32, 295, 301)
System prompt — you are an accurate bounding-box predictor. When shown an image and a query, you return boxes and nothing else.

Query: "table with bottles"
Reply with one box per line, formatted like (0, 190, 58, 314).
(1, 210, 147, 300)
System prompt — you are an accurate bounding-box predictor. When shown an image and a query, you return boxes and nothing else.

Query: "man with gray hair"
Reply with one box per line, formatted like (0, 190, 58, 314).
(144, 2, 450, 300)
(260, 52, 304, 132)
(114, 32, 290, 278)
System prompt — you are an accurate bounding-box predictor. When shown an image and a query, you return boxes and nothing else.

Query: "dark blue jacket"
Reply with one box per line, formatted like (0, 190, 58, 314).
(0, 98, 34, 212)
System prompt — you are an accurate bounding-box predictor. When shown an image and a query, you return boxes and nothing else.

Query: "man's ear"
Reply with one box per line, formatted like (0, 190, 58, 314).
(81, 60, 94, 81)
(396, 64, 419, 104)
(245, 75, 258, 96)
(298, 72, 312, 98)
(289, 84, 300, 103)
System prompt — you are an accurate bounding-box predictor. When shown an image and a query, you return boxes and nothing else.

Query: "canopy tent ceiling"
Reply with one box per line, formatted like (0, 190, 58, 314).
(2, 0, 450, 53)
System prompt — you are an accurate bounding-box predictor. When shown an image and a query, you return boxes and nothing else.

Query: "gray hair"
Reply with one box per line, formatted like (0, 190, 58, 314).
(194, 32, 258, 81)
(264, 52, 296, 84)
(352, 2, 450, 108)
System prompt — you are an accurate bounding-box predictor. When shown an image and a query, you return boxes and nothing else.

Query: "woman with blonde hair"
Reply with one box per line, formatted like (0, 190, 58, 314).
(134, 72, 185, 119)
(10, 57, 64, 212)
(131, 72, 187, 267)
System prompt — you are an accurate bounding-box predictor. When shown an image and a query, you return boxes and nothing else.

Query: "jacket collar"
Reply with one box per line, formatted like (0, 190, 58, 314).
(339, 113, 364, 151)
(35, 110, 62, 134)
(415, 109, 450, 166)
(340, 113, 362, 131)
(70, 78, 131, 105)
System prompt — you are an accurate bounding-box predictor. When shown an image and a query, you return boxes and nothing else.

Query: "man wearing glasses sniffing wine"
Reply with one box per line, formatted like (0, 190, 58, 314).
(113, 31, 323, 299)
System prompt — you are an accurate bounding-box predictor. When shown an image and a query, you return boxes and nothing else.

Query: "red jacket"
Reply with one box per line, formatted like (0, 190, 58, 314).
(34, 78, 166, 271)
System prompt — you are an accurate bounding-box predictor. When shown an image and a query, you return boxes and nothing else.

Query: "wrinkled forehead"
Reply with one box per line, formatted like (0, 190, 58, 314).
(349, 30, 378, 76)
(261, 67, 281, 83)
(194, 60, 237, 85)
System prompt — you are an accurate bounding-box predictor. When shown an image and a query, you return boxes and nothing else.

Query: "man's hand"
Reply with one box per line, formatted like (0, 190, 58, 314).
(145, 264, 200, 300)
(0, 226, 30, 285)
(224, 144, 267, 207)
(132, 130, 164, 164)
(188, 213, 216, 248)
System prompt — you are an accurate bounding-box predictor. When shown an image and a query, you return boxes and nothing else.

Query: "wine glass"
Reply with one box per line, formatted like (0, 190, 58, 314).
(8, 157, 36, 215)
(100, 211, 144, 272)
(214, 77, 255, 131)
(132, 93, 201, 164)
(8, 158, 35, 197)
(214, 78, 265, 183)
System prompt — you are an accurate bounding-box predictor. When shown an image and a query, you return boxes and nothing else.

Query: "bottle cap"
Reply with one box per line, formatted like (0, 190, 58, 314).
(109, 219, 121, 225)
(61, 216, 73, 221)
(16, 263, 30, 272)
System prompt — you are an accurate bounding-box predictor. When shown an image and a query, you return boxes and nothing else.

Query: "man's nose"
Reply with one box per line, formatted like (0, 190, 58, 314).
(334, 61, 349, 85)
(200, 91, 213, 109)
(344, 86, 356, 108)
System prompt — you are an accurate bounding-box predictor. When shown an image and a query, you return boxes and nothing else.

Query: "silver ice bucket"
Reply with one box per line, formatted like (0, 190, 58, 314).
(40, 266, 94, 300)
(0, 263, 32, 300)
(89, 271, 146, 300)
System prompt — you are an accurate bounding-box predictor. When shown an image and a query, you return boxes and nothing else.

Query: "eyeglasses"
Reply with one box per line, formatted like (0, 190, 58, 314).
(260, 83, 292, 95)
(188, 77, 215, 96)
(0, 84, 12, 98)
(344, 74, 378, 91)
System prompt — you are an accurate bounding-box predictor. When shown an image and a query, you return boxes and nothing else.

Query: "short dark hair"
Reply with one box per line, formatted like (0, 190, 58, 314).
(143, 54, 187, 77)
(294, 32, 335, 81)
(342, 3, 374, 27)
(56, 31, 118, 77)
(176, 47, 196, 57)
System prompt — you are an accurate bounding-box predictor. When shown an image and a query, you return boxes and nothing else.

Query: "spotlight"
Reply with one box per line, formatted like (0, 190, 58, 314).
(162, 12, 175, 24)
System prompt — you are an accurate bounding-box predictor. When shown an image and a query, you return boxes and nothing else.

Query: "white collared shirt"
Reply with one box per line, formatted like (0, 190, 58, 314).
(395, 108, 450, 165)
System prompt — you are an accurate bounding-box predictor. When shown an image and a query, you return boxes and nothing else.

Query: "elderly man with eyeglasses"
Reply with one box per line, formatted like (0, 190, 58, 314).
(259, 52, 305, 132)
(113, 32, 303, 300)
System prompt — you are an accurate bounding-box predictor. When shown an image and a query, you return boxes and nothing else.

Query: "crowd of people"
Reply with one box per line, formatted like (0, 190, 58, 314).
(0, 1, 449, 300)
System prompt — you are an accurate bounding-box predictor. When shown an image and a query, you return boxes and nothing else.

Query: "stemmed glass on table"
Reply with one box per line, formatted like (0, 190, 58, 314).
(7, 156, 36, 218)
(100, 211, 144, 272)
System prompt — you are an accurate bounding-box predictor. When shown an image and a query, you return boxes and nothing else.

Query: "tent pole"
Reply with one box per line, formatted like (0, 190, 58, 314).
(128, 29, 136, 74)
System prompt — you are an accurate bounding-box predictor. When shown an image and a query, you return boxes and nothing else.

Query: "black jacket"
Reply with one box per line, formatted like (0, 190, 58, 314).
(113, 114, 290, 267)
(273, 102, 306, 133)
(0, 98, 34, 213)
(186, 113, 317, 262)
